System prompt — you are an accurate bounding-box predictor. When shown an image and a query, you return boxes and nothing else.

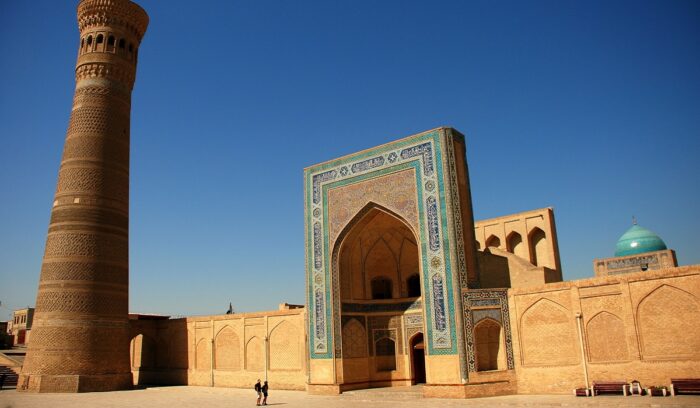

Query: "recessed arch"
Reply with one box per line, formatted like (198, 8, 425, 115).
(342, 318, 368, 358)
(245, 336, 264, 371)
(519, 298, 577, 366)
(375, 337, 397, 371)
(333, 202, 419, 302)
(333, 201, 419, 252)
(636, 284, 700, 358)
(528, 227, 549, 267)
(269, 321, 301, 370)
(474, 318, 503, 371)
(214, 325, 240, 370)
(506, 231, 526, 260)
(485, 234, 501, 249)
(331, 201, 422, 388)
(195, 338, 210, 371)
(585, 311, 628, 362)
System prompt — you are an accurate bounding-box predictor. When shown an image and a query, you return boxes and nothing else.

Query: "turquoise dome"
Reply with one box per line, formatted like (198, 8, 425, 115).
(614, 225, 667, 257)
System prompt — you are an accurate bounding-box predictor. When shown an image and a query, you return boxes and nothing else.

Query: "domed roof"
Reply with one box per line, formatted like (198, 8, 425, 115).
(615, 224, 667, 257)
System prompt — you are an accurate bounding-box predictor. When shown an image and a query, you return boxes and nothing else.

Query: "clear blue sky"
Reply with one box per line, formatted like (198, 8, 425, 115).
(1, 1, 698, 319)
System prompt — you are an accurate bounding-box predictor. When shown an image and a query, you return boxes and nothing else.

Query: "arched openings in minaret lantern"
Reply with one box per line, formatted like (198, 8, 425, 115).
(78, 32, 137, 60)
(95, 34, 104, 52)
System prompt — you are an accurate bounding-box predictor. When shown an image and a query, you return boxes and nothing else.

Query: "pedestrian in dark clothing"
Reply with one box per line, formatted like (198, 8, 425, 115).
(261, 381, 269, 405)
(254, 379, 262, 405)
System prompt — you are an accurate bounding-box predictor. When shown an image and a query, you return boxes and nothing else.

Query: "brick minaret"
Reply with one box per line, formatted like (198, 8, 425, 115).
(19, 0, 148, 393)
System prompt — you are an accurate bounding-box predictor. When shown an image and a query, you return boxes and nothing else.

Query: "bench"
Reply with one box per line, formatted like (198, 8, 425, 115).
(592, 381, 628, 396)
(0, 365, 19, 389)
(670, 379, 700, 396)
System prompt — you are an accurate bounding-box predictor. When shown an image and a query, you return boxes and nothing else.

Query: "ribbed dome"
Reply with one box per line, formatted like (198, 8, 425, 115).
(615, 225, 667, 257)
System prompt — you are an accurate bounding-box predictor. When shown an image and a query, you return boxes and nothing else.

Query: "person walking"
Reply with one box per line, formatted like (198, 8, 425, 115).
(254, 379, 262, 406)
(261, 380, 269, 405)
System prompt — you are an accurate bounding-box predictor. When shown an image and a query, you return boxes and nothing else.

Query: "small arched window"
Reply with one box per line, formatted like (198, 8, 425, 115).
(96, 34, 103, 44)
(371, 277, 392, 300)
(407, 274, 421, 297)
(106, 35, 115, 52)
(119, 38, 125, 49)
(87, 35, 93, 45)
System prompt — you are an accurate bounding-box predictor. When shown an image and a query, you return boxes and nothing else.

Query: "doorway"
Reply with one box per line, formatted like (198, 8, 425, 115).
(410, 333, 426, 384)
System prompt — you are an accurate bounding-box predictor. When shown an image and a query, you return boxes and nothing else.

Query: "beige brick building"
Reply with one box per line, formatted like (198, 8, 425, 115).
(123, 128, 699, 398)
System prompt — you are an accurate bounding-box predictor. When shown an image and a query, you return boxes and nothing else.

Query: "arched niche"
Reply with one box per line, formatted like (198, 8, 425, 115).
(195, 338, 210, 371)
(269, 321, 301, 370)
(519, 298, 577, 366)
(245, 336, 264, 372)
(637, 285, 700, 358)
(375, 337, 397, 372)
(214, 326, 241, 370)
(335, 204, 419, 301)
(506, 231, 527, 260)
(529, 227, 550, 268)
(474, 318, 504, 371)
(485, 235, 501, 249)
(586, 311, 628, 362)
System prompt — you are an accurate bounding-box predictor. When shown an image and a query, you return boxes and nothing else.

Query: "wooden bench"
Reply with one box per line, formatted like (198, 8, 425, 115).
(592, 381, 628, 396)
(670, 379, 700, 396)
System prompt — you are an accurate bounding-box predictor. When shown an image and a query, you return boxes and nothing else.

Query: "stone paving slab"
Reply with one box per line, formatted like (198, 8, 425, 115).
(1, 386, 700, 408)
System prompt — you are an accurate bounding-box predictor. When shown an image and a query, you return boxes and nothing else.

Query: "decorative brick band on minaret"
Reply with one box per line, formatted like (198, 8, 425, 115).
(18, 0, 148, 393)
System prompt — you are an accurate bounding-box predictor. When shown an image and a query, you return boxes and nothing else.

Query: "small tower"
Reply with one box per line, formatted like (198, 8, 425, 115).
(18, 0, 148, 392)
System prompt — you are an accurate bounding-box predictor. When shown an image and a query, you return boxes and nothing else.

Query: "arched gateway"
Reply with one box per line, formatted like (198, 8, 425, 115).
(304, 128, 483, 394)
(335, 205, 422, 388)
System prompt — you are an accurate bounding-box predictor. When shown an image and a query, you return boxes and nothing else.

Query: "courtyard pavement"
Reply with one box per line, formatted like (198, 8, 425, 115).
(1, 385, 700, 408)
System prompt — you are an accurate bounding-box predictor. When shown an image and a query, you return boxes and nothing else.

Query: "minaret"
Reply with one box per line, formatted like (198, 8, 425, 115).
(18, 0, 148, 393)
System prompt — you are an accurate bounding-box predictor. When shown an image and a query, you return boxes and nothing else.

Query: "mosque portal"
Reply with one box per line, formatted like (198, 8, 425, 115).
(304, 128, 482, 393)
(335, 205, 424, 388)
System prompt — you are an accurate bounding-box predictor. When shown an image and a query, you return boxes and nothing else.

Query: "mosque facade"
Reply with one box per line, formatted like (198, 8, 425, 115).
(120, 128, 700, 398)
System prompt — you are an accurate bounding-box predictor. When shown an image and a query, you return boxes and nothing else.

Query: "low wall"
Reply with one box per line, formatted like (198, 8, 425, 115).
(507, 265, 700, 393)
(129, 308, 307, 390)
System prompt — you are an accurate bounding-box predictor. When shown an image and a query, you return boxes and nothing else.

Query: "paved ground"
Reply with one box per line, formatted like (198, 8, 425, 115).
(1, 386, 699, 408)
